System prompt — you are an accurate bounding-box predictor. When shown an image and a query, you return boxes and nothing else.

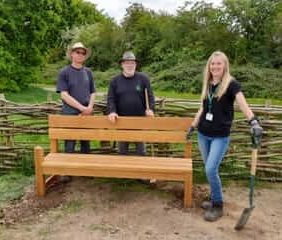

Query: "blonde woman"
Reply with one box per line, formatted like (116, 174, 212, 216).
(187, 51, 263, 221)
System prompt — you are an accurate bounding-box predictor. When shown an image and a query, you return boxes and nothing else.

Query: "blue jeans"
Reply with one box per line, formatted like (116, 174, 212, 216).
(118, 142, 145, 156)
(198, 132, 230, 204)
(65, 140, 90, 154)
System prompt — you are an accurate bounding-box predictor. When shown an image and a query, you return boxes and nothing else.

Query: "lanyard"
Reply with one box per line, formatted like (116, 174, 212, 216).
(207, 85, 218, 113)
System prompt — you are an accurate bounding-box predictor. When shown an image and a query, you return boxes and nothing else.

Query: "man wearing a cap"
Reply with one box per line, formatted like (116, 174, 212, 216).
(57, 42, 95, 154)
(107, 51, 155, 155)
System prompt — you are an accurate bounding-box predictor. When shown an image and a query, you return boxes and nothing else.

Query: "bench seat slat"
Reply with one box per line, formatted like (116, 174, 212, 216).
(43, 153, 192, 172)
(44, 153, 192, 166)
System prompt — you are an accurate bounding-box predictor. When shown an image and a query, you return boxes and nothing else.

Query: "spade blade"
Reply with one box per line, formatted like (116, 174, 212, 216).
(234, 206, 255, 231)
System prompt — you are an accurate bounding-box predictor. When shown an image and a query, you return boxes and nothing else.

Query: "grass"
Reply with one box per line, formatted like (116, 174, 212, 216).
(5, 85, 282, 105)
(155, 90, 200, 100)
(62, 200, 83, 214)
(5, 86, 59, 103)
(0, 173, 34, 209)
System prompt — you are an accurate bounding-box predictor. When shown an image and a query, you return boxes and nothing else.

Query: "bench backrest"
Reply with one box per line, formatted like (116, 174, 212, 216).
(48, 115, 192, 157)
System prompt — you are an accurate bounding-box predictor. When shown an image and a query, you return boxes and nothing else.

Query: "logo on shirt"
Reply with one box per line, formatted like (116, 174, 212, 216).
(83, 70, 89, 82)
(136, 84, 141, 92)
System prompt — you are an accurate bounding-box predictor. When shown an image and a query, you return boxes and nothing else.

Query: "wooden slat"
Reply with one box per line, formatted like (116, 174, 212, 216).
(48, 115, 192, 131)
(42, 154, 192, 181)
(44, 153, 192, 169)
(184, 143, 192, 158)
(42, 168, 190, 181)
(184, 174, 193, 207)
(34, 146, 45, 196)
(50, 139, 58, 153)
(43, 162, 190, 173)
(49, 128, 188, 143)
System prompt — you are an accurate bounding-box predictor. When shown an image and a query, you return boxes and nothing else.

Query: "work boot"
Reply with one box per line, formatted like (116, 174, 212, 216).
(204, 204, 223, 222)
(59, 175, 72, 183)
(201, 201, 212, 210)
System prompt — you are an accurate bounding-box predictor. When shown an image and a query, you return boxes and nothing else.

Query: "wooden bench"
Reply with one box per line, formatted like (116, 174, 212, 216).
(34, 115, 193, 207)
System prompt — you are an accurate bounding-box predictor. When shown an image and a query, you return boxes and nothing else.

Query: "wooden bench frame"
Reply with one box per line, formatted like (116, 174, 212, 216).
(35, 115, 193, 207)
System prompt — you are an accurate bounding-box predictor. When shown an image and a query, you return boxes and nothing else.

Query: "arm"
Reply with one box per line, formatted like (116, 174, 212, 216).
(144, 75, 155, 116)
(147, 82, 155, 111)
(88, 93, 95, 108)
(186, 104, 203, 140)
(81, 92, 95, 115)
(61, 91, 87, 112)
(191, 105, 203, 128)
(107, 79, 117, 114)
(235, 92, 254, 121)
(236, 91, 263, 144)
(81, 70, 96, 115)
(107, 79, 118, 122)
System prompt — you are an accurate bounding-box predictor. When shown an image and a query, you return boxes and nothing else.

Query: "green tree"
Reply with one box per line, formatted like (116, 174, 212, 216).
(64, 19, 125, 70)
(0, 0, 106, 91)
(122, 3, 162, 65)
(223, 0, 282, 66)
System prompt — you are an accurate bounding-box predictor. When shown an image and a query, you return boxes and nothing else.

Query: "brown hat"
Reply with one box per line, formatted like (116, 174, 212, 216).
(66, 42, 91, 60)
(119, 51, 139, 64)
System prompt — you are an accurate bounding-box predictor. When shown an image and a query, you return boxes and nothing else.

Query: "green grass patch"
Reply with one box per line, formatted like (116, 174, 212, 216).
(0, 173, 34, 208)
(5, 86, 59, 103)
(62, 200, 83, 214)
(5, 85, 282, 106)
(155, 90, 200, 100)
(92, 178, 151, 193)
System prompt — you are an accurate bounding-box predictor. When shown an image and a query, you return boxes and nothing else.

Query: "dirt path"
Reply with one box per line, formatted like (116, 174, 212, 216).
(1, 178, 281, 240)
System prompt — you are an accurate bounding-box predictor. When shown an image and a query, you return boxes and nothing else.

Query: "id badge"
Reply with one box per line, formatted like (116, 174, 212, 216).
(206, 112, 213, 121)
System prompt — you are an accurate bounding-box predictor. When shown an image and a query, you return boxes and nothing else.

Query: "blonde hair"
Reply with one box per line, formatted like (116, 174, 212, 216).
(201, 51, 233, 101)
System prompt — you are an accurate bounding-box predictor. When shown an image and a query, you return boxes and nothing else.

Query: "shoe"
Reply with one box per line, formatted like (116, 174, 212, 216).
(201, 201, 212, 210)
(149, 179, 157, 184)
(204, 206, 223, 222)
(59, 176, 72, 183)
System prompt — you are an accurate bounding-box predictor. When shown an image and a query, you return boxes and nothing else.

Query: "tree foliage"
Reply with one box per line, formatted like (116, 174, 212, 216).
(0, 0, 105, 91)
(1, 0, 281, 97)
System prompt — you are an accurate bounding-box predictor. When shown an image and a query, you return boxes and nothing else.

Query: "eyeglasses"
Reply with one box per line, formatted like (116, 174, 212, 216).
(74, 50, 86, 56)
(122, 61, 136, 65)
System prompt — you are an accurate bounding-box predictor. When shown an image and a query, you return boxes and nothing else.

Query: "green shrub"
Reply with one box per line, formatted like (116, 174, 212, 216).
(145, 61, 282, 99)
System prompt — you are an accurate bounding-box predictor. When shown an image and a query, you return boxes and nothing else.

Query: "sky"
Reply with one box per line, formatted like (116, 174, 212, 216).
(87, 0, 222, 24)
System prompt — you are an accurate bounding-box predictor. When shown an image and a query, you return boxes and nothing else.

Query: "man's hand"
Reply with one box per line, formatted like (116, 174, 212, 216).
(145, 109, 154, 117)
(108, 112, 118, 123)
(80, 106, 93, 115)
(186, 127, 195, 141)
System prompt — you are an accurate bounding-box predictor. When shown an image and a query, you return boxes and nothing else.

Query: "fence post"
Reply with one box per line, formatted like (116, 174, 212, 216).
(0, 93, 13, 146)
(0, 93, 7, 145)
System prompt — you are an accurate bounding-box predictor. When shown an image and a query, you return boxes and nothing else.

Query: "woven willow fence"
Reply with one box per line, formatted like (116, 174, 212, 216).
(1, 94, 281, 181)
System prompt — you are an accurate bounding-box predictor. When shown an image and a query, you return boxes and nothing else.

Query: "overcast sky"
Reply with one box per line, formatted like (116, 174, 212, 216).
(87, 0, 222, 24)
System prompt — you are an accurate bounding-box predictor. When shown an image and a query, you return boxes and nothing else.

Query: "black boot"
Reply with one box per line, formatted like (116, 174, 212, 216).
(204, 202, 223, 222)
(201, 201, 212, 210)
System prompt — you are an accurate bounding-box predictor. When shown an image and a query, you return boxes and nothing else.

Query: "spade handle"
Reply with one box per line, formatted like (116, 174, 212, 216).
(145, 88, 149, 110)
(251, 149, 258, 176)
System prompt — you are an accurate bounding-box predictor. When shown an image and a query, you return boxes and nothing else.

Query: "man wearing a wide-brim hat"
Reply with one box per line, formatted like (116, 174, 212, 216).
(56, 42, 95, 157)
(107, 51, 155, 156)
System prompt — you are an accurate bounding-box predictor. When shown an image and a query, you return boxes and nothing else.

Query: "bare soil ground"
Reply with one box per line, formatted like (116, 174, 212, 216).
(0, 177, 281, 240)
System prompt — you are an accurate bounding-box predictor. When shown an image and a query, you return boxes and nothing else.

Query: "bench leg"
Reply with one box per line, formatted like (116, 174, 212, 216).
(184, 174, 192, 208)
(34, 146, 45, 196)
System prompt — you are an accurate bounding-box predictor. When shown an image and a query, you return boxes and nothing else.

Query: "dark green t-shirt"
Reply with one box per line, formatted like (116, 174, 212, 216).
(107, 72, 154, 116)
